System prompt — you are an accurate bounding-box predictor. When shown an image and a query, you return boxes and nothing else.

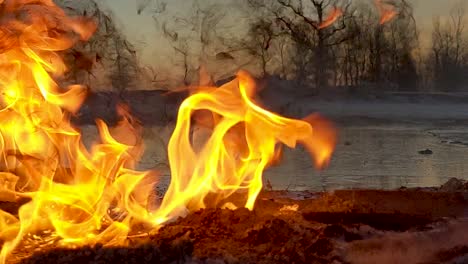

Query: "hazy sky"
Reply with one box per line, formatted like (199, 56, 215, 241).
(100, 0, 468, 67)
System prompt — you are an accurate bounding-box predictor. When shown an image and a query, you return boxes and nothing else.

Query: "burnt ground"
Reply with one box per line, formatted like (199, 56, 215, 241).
(3, 178, 468, 264)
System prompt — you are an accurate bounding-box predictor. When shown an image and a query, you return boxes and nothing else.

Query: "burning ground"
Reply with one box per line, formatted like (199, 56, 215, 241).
(3, 179, 468, 264)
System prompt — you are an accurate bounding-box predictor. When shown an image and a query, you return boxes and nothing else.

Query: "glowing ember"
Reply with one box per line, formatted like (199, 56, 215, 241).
(375, 0, 398, 24)
(0, 0, 337, 262)
(318, 7, 343, 29)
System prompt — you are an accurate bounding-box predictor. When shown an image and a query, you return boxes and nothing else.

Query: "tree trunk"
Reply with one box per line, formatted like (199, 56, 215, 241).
(315, 4, 326, 94)
(373, 27, 383, 87)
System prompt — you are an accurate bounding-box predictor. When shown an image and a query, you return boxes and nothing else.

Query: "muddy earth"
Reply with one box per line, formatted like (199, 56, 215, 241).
(1, 178, 466, 264)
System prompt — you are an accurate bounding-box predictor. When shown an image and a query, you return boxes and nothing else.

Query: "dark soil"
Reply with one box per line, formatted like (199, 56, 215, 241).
(20, 243, 190, 264)
(432, 246, 468, 264)
(5, 186, 468, 264)
(302, 212, 433, 231)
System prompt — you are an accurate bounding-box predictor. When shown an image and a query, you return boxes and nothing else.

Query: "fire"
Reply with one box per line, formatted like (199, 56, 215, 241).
(0, 0, 337, 262)
(318, 7, 344, 29)
(375, 0, 398, 24)
(153, 71, 337, 224)
(0, 0, 156, 261)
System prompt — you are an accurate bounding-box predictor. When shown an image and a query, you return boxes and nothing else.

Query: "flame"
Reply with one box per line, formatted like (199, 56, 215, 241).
(0, 0, 337, 262)
(152, 71, 337, 224)
(0, 0, 156, 261)
(318, 7, 344, 29)
(375, 0, 398, 25)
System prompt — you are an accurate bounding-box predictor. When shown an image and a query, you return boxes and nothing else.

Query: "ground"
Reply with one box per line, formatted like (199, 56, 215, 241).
(5, 178, 468, 264)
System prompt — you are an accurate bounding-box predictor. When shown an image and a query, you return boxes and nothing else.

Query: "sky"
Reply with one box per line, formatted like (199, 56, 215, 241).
(99, 0, 468, 68)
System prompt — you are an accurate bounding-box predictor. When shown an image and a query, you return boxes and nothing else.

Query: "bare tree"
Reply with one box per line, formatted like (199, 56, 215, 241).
(367, 0, 419, 91)
(141, 65, 168, 89)
(58, 0, 141, 95)
(431, 2, 468, 91)
(245, 0, 353, 94)
(173, 41, 192, 86)
(153, 0, 227, 86)
(242, 19, 282, 77)
(386, 0, 419, 91)
(327, 0, 419, 93)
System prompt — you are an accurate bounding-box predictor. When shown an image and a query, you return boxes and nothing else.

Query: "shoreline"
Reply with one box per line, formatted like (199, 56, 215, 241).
(73, 90, 468, 127)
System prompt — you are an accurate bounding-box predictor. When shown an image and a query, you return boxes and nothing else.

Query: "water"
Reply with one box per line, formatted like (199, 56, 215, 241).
(81, 123, 468, 191)
(265, 125, 468, 191)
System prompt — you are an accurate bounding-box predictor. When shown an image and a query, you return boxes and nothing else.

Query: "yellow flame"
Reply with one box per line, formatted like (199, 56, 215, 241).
(0, 0, 337, 262)
(0, 0, 156, 262)
(153, 71, 337, 224)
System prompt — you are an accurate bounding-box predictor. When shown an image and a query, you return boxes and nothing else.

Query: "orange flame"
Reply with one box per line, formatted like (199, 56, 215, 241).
(318, 7, 344, 29)
(152, 71, 337, 224)
(375, 0, 398, 25)
(0, 0, 337, 262)
(0, 0, 156, 261)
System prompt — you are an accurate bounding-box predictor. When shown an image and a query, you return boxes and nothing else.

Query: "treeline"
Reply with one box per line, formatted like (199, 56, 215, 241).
(150, 0, 468, 94)
(239, 0, 421, 94)
(58, 0, 468, 94)
(56, 0, 145, 94)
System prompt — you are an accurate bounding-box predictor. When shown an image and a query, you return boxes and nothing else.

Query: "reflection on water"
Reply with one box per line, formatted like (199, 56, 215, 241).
(81, 124, 468, 191)
(266, 127, 468, 191)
